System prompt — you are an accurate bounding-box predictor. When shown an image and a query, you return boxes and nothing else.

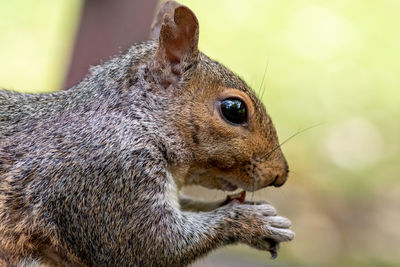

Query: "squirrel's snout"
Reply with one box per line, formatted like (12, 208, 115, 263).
(254, 154, 289, 189)
(242, 156, 289, 191)
(270, 167, 289, 187)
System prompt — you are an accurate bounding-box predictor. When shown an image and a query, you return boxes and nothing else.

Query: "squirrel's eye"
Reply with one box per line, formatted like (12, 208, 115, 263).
(220, 98, 247, 125)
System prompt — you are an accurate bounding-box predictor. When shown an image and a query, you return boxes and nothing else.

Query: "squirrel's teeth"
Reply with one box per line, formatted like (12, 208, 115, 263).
(225, 191, 246, 203)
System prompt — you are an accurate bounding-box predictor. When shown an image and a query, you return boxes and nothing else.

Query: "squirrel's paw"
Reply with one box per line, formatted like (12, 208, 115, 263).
(255, 214, 293, 258)
(223, 202, 294, 258)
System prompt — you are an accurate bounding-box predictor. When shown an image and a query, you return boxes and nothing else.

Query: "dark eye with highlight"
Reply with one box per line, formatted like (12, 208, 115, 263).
(220, 98, 247, 125)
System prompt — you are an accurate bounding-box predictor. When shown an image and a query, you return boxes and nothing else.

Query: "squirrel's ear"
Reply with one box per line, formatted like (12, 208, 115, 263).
(152, 1, 199, 64)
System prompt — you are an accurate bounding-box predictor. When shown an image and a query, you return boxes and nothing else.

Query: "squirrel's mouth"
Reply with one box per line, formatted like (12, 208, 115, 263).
(217, 177, 238, 191)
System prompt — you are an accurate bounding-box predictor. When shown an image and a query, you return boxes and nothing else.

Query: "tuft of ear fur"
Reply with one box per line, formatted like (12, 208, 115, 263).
(150, 1, 180, 40)
(152, 1, 199, 64)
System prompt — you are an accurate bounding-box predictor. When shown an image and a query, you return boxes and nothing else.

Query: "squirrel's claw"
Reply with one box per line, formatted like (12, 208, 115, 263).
(264, 238, 279, 259)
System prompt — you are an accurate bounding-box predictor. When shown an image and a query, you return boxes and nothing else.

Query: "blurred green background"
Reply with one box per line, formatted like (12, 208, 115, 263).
(1, 0, 399, 266)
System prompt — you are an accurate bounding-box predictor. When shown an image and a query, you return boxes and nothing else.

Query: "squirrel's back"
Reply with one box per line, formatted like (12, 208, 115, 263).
(0, 40, 158, 138)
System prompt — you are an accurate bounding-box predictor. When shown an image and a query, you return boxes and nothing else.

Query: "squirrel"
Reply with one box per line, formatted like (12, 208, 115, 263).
(0, 1, 294, 266)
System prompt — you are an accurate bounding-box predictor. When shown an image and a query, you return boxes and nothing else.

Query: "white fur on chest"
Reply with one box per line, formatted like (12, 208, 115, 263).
(164, 170, 181, 211)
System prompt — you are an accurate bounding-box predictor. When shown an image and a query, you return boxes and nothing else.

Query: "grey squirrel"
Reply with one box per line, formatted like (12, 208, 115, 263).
(0, 1, 294, 266)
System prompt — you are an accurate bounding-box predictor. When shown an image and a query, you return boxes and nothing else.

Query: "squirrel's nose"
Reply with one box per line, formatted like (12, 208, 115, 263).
(269, 161, 289, 188)
(271, 170, 288, 187)
(257, 162, 289, 189)
(252, 153, 289, 190)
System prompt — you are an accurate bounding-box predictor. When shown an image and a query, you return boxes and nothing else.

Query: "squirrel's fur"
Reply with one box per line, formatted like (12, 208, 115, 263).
(0, 2, 294, 266)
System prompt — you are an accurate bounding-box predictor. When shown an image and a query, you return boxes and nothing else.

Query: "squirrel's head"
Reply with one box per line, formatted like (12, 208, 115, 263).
(150, 1, 288, 192)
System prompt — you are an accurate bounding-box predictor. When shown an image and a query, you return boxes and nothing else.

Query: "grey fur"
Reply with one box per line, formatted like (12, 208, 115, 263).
(0, 3, 294, 266)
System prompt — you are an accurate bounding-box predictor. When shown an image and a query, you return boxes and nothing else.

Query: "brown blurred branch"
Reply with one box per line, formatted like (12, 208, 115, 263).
(64, 0, 158, 89)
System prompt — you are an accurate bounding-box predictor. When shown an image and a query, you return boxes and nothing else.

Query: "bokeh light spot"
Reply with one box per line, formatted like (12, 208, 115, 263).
(324, 117, 383, 170)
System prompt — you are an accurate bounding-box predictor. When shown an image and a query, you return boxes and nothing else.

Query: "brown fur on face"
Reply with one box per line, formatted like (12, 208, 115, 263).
(171, 59, 288, 192)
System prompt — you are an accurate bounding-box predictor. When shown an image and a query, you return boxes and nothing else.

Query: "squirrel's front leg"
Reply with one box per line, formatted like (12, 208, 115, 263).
(156, 199, 293, 266)
(147, 174, 294, 266)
